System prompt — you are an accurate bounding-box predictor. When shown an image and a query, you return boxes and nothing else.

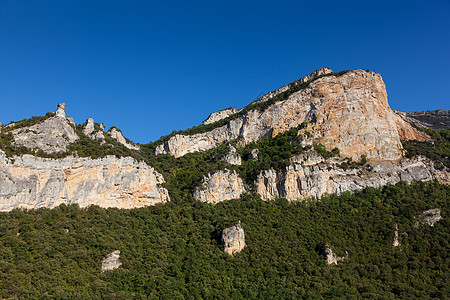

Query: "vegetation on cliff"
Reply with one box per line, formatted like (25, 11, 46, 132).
(0, 181, 447, 298)
(402, 127, 450, 168)
(151, 70, 349, 146)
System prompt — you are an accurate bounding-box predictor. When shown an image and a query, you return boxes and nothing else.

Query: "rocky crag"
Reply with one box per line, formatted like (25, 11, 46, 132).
(156, 69, 427, 159)
(0, 150, 169, 211)
(222, 221, 246, 256)
(394, 110, 450, 130)
(0, 104, 166, 211)
(0, 69, 448, 210)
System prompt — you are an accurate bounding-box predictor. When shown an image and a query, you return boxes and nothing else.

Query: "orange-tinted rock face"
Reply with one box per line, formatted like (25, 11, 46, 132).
(157, 69, 426, 160)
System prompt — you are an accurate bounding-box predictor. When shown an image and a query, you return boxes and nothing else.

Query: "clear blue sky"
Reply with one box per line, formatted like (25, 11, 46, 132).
(1, 0, 449, 143)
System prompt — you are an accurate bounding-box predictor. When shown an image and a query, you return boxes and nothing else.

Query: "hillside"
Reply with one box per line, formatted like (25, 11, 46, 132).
(1, 68, 448, 211)
(0, 68, 449, 298)
(0, 181, 448, 298)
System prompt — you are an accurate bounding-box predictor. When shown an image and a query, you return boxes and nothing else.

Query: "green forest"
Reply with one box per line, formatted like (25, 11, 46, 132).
(0, 181, 448, 298)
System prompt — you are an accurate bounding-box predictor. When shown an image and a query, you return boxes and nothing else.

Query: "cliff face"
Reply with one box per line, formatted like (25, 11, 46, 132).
(8, 104, 79, 153)
(256, 157, 436, 202)
(193, 170, 245, 203)
(156, 69, 425, 160)
(0, 150, 169, 211)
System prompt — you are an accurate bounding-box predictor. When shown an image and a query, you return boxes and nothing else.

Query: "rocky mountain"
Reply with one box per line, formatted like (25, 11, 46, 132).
(155, 69, 427, 160)
(0, 68, 448, 211)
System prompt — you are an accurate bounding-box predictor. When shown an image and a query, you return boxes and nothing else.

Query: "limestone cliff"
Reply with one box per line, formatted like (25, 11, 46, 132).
(8, 103, 79, 153)
(222, 221, 246, 256)
(203, 107, 237, 125)
(193, 170, 245, 203)
(256, 156, 437, 202)
(156, 69, 425, 160)
(0, 150, 169, 211)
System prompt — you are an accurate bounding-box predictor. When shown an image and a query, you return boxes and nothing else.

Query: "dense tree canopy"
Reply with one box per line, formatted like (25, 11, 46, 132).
(0, 181, 448, 298)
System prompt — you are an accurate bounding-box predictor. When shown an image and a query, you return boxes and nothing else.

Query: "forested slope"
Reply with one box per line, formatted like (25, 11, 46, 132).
(0, 181, 448, 299)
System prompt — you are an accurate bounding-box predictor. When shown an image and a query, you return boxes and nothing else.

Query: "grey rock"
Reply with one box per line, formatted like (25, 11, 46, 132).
(10, 107, 79, 153)
(252, 68, 333, 105)
(0, 150, 170, 211)
(256, 156, 434, 202)
(108, 127, 139, 150)
(393, 109, 450, 130)
(222, 221, 246, 255)
(83, 118, 95, 136)
(55, 103, 66, 118)
(203, 107, 237, 125)
(193, 170, 245, 203)
(249, 149, 259, 161)
(393, 224, 400, 247)
(101, 250, 122, 272)
(66, 116, 75, 126)
(322, 244, 346, 265)
(223, 145, 241, 165)
(416, 208, 442, 227)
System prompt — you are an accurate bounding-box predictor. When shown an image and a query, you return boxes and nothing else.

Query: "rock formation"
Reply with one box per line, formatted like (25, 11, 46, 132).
(193, 170, 245, 203)
(394, 109, 450, 130)
(393, 225, 401, 247)
(82, 118, 95, 136)
(55, 103, 66, 118)
(256, 156, 435, 202)
(108, 127, 140, 150)
(9, 103, 79, 153)
(0, 150, 169, 211)
(416, 208, 442, 227)
(322, 244, 346, 265)
(222, 221, 246, 255)
(156, 69, 426, 159)
(252, 68, 333, 105)
(223, 145, 241, 165)
(249, 149, 259, 161)
(203, 107, 237, 125)
(101, 250, 122, 272)
(82, 118, 105, 140)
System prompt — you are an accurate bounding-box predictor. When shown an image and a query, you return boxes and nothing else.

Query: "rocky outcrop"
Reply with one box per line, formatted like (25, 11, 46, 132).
(0, 150, 169, 211)
(223, 145, 241, 165)
(203, 107, 237, 125)
(252, 68, 333, 105)
(9, 103, 79, 153)
(322, 244, 346, 265)
(416, 209, 442, 227)
(256, 156, 434, 202)
(393, 225, 401, 247)
(156, 69, 425, 160)
(394, 109, 450, 130)
(55, 103, 66, 118)
(101, 250, 122, 272)
(82, 118, 95, 136)
(248, 149, 259, 161)
(193, 170, 245, 203)
(82, 118, 105, 140)
(108, 127, 139, 150)
(222, 221, 246, 255)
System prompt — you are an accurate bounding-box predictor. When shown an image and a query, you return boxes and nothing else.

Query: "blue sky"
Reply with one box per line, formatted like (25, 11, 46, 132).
(1, 0, 449, 143)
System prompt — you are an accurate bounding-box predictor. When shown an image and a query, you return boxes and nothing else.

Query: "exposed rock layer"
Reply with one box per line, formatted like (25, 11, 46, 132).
(256, 156, 436, 202)
(394, 110, 450, 130)
(222, 222, 246, 256)
(10, 109, 79, 153)
(101, 250, 122, 272)
(108, 127, 140, 150)
(156, 69, 425, 160)
(203, 107, 237, 125)
(193, 170, 245, 203)
(0, 150, 169, 211)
